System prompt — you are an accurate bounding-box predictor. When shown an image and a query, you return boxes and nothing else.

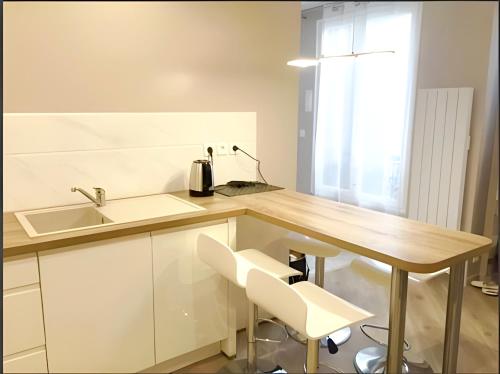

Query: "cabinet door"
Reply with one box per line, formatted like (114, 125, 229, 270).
(152, 223, 229, 363)
(3, 285, 45, 356)
(3, 348, 47, 373)
(3, 253, 39, 291)
(38, 234, 155, 373)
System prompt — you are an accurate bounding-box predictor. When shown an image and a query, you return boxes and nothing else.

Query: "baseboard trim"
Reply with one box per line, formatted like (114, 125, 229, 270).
(140, 342, 221, 373)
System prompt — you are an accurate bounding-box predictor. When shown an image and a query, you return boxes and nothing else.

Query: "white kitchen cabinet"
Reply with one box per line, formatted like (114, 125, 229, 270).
(3, 253, 39, 290)
(3, 347, 48, 373)
(3, 285, 45, 357)
(152, 222, 229, 363)
(38, 234, 155, 373)
(3, 253, 47, 374)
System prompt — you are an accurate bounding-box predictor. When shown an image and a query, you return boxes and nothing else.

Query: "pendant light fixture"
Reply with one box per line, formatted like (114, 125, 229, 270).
(287, 50, 395, 68)
(287, 59, 319, 68)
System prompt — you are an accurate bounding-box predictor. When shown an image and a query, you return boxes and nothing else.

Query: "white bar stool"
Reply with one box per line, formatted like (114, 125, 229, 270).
(351, 257, 440, 373)
(246, 267, 373, 373)
(197, 233, 302, 373)
(282, 232, 352, 346)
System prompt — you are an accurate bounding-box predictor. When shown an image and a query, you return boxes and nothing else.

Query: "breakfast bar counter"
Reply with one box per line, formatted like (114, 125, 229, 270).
(4, 189, 490, 266)
(237, 190, 491, 273)
(3, 189, 492, 373)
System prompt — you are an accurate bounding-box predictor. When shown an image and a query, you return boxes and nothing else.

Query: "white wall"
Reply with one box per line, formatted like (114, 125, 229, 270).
(472, 4, 499, 235)
(296, 7, 322, 194)
(3, 112, 256, 212)
(416, 1, 498, 234)
(3, 2, 301, 190)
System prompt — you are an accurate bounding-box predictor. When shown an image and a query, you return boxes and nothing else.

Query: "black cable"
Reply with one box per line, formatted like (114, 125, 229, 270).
(232, 145, 268, 184)
(207, 147, 214, 191)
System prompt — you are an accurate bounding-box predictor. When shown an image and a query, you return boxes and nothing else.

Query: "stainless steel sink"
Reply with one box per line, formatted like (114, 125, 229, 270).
(15, 206, 113, 237)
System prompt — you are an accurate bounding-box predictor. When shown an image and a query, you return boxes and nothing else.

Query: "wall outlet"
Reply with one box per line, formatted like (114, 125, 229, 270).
(216, 143, 229, 155)
(203, 143, 216, 157)
(228, 143, 238, 155)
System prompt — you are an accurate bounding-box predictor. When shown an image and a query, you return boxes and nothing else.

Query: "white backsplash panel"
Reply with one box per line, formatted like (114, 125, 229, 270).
(4, 112, 257, 212)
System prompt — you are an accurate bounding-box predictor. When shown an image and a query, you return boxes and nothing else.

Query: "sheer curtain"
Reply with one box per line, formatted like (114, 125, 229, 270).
(313, 2, 422, 215)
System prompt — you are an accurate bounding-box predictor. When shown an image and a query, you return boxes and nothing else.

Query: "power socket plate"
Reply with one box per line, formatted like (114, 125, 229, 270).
(228, 143, 238, 155)
(203, 143, 216, 157)
(216, 143, 229, 155)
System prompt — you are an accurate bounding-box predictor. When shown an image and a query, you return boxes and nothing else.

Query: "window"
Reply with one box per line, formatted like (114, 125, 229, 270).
(313, 2, 422, 215)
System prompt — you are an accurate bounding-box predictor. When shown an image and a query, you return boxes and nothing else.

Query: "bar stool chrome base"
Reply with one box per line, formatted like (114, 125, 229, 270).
(216, 319, 287, 373)
(302, 363, 343, 373)
(256, 318, 288, 344)
(218, 358, 287, 374)
(217, 358, 287, 374)
(354, 346, 433, 374)
(219, 318, 287, 374)
(286, 326, 351, 347)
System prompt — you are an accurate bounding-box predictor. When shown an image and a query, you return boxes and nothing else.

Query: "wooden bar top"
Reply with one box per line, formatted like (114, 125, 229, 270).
(3, 190, 492, 273)
(237, 190, 491, 273)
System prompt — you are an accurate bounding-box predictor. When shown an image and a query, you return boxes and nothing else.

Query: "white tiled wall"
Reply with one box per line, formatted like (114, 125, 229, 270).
(3, 112, 257, 212)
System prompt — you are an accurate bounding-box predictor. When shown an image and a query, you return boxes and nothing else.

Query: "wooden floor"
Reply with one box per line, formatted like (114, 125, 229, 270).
(178, 254, 499, 373)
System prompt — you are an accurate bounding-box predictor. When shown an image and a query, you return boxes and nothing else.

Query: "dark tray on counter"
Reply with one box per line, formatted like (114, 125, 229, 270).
(215, 182, 283, 197)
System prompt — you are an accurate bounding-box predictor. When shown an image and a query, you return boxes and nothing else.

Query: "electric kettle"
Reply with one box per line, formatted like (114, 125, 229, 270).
(189, 160, 214, 197)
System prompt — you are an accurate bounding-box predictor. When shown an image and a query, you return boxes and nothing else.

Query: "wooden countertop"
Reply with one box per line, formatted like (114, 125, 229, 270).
(3, 190, 492, 273)
(237, 190, 491, 273)
(3, 191, 246, 257)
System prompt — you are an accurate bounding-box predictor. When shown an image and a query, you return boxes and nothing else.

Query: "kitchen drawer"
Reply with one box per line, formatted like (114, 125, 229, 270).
(3, 253, 39, 290)
(3, 285, 45, 357)
(3, 347, 47, 373)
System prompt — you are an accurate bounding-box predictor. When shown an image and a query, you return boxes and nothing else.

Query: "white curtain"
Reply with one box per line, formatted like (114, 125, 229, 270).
(313, 2, 422, 215)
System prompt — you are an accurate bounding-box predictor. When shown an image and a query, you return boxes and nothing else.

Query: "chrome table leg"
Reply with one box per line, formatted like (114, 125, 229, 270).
(442, 262, 465, 374)
(315, 257, 325, 287)
(306, 339, 319, 373)
(247, 300, 258, 373)
(386, 267, 408, 374)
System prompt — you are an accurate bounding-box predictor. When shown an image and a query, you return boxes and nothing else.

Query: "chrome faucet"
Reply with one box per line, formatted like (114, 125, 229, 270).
(71, 187, 106, 207)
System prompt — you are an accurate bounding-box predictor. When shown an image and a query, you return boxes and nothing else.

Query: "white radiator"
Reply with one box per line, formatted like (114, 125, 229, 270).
(407, 88, 473, 281)
(408, 87, 473, 230)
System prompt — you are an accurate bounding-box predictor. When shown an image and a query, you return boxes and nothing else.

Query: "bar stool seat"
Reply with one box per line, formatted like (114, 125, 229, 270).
(235, 249, 301, 287)
(246, 268, 373, 373)
(197, 234, 301, 373)
(282, 232, 352, 347)
(198, 237, 301, 289)
(350, 256, 438, 373)
(282, 232, 343, 258)
(290, 281, 363, 339)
